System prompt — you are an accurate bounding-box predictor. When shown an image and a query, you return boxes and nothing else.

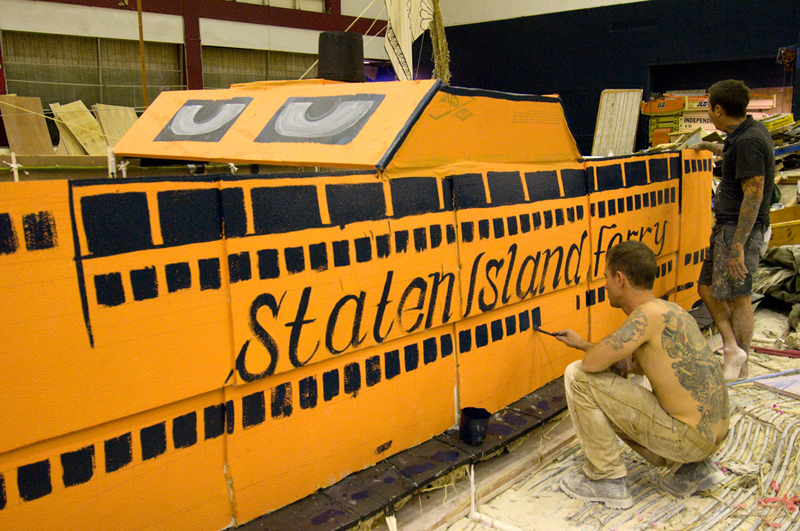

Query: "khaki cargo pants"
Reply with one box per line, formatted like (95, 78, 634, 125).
(564, 360, 720, 480)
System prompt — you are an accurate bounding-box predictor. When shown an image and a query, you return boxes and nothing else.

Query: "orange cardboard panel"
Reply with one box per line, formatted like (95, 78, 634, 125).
(224, 327, 456, 522)
(0, 391, 231, 531)
(386, 88, 582, 174)
(457, 286, 585, 415)
(675, 150, 714, 310)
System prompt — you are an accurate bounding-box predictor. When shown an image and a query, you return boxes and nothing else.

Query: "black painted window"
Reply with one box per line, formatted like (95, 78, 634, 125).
(158, 189, 222, 246)
(252, 186, 322, 234)
(81, 192, 152, 257)
(326, 183, 386, 226)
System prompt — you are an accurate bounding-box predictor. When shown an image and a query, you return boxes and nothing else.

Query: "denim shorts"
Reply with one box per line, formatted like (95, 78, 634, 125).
(698, 223, 767, 299)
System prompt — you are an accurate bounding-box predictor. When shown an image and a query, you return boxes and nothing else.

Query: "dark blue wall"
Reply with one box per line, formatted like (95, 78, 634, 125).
(430, 0, 799, 155)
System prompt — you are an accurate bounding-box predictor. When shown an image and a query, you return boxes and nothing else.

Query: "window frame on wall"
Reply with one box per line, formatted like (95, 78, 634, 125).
(1, 30, 186, 112)
(201, 45, 318, 89)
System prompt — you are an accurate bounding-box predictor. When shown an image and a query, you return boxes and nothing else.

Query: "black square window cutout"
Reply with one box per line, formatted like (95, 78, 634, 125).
(490, 319, 503, 341)
(390, 177, 440, 217)
(524, 170, 560, 202)
(221, 187, 247, 238)
(229, 252, 252, 283)
(519, 310, 530, 331)
(61, 446, 95, 487)
(299, 376, 318, 409)
(404, 343, 419, 371)
(487, 171, 526, 206)
(158, 189, 222, 247)
(461, 221, 474, 242)
(423, 337, 437, 364)
(395, 230, 409, 253)
(252, 186, 322, 235)
(355, 237, 372, 262)
(458, 329, 472, 353)
(140, 422, 167, 461)
(430, 224, 442, 248)
(478, 219, 490, 239)
(366, 356, 381, 386)
(384, 350, 401, 379)
(520, 214, 531, 233)
(475, 324, 489, 347)
(285, 246, 305, 274)
(0, 212, 19, 255)
(166, 262, 191, 292)
(242, 392, 266, 428)
(376, 234, 391, 258)
(323, 369, 340, 401)
(81, 192, 152, 257)
(413, 227, 427, 251)
(204, 404, 225, 440)
(173, 412, 197, 449)
(440, 334, 453, 357)
(131, 266, 158, 301)
(452, 173, 489, 209)
(344, 363, 362, 395)
(271, 382, 293, 418)
(446, 224, 456, 244)
(226, 400, 235, 434)
(105, 433, 132, 473)
(0, 474, 5, 510)
(333, 240, 350, 267)
(505, 315, 517, 336)
(326, 182, 386, 226)
(95, 272, 125, 307)
(309, 242, 329, 270)
(258, 249, 280, 279)
(23, 211, 57, 250)
(199, 257, 221, 290)
(17, 460, 51, 501)
(493, 218, 505, 238)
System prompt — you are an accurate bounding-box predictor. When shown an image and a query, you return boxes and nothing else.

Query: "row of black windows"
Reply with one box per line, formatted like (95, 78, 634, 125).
(80, 161, 677, 259)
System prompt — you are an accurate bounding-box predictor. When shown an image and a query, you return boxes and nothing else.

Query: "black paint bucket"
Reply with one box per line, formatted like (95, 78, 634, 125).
(459, 407, 492, 446)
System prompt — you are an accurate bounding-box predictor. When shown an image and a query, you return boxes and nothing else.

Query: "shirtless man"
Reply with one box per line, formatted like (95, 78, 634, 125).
(553, 241, 729, 508)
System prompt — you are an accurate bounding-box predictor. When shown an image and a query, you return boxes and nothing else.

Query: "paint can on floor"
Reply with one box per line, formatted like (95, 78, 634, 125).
(459, 407, 492, 445)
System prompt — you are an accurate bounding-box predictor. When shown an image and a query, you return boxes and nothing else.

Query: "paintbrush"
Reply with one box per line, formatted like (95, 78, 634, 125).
(533, 325, 564, 337)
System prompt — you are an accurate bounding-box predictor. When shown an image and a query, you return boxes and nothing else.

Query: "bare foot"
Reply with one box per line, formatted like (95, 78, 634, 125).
(722, 345, 747, 381)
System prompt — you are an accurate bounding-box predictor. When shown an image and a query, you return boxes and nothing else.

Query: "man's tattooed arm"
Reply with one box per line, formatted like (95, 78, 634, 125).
(730, 174, 764, 280)
(601, 308, 648, 350)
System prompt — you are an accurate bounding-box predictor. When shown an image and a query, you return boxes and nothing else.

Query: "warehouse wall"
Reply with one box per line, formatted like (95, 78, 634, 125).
(437, 0, 800, 154)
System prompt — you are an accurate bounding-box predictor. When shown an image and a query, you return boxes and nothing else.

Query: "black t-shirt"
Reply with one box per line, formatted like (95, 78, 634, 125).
(714, 116, 775, 226)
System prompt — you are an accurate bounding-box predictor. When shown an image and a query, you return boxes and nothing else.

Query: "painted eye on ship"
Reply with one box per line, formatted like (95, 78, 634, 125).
(155, 97, 253, 142)
(256, 94, 385, 145)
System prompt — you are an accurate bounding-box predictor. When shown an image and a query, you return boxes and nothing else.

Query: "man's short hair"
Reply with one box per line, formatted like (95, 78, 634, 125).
(708, 80, 750, 118)
(606, 241, 657, 290)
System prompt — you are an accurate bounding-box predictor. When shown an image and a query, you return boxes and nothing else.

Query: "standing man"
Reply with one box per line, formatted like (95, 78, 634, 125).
(692, 79, 774, 380)
(553, 241, 729, 508)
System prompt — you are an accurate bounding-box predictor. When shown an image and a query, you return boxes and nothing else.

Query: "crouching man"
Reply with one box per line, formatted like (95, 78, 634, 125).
(554, 241, 729, 508)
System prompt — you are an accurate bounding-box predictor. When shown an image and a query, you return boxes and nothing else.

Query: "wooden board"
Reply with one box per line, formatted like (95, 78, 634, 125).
(51, 101, 107, 155)
(50, 103, 88, 155)
(769, 204, 800, 247)
(0, 95, 54, 155)
(93, 103, 138, 148)
(754, 373, 800, 400)
(591, 89, 642, 156)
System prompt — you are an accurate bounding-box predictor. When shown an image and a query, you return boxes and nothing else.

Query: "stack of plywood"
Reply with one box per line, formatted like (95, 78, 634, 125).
(0, 95, 54, 155)
(50, 101, 108, 155)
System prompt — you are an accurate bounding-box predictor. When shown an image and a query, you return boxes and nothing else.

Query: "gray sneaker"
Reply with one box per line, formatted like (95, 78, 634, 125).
(658, 458, 725, 497)
(559, 472, 633, 509)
